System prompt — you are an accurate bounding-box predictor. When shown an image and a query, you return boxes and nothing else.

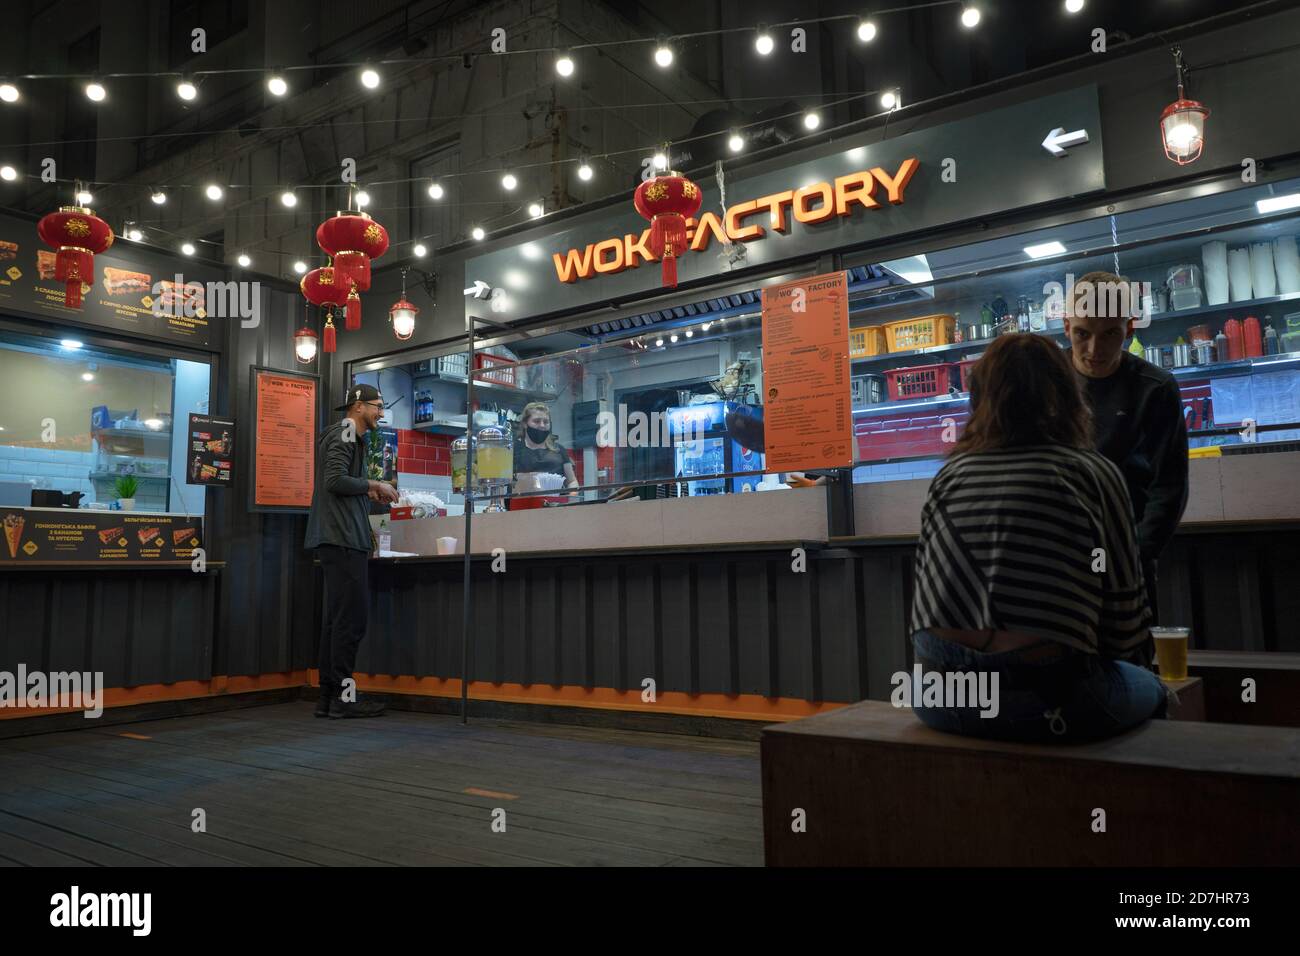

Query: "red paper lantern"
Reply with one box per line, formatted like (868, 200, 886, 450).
(301, 266, 348, 353)
(633, 172, 703, 288)
(316, 212, 389, 330)
(36, 206, 115, 308)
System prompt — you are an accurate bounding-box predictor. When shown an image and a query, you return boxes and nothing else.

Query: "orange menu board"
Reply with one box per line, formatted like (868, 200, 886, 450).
(253, 369, 317, 509)
(760, 271, 854, 471)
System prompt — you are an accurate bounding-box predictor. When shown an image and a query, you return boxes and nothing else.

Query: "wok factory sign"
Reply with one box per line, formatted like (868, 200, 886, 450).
(465, 85, 1104, 319)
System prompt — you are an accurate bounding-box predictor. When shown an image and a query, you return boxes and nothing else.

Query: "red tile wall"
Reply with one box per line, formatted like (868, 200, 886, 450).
(396, 428, 452, 476)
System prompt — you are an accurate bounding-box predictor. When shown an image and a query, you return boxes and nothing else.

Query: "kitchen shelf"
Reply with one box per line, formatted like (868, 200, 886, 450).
(1139, 290, 1300, 327)
(89, 472, 169, 481)
(413, 421, 469, 434)
(851, 331, 1065, 367)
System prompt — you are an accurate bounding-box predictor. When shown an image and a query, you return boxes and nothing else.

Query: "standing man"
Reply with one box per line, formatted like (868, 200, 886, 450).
(305, 383, 399, 718)
(1066, 271, 1189, 627)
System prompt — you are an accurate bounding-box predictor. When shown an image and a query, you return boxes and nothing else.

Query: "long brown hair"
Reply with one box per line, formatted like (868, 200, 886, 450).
(518, 401, 561, 451)
(951, 333, 1093, 455)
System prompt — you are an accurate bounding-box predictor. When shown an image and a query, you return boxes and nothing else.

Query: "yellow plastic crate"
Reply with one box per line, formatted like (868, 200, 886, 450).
(884, 313, 957, 353)
(849, 325, 886, 359)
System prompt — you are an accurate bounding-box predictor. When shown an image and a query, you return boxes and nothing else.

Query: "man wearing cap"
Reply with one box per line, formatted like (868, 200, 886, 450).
(305, 383, 399, 718)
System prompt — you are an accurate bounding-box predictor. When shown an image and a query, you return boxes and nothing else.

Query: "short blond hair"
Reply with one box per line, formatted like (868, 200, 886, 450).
(1069, 270, 1137, 321)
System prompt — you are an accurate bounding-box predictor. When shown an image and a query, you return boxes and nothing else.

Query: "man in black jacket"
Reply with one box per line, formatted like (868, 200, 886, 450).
(1066, 271, 1189, 626)
(305, 383, 399, 718)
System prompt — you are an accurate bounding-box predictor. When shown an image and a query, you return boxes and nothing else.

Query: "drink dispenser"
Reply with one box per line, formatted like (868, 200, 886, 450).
(474, 424, 513, 512)
(450, 435, 472, 492)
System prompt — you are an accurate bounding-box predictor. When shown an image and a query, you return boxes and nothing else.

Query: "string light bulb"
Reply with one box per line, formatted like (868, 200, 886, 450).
(127, 227, 143, 241)
(427, 181, 444, 199)
(728, 130, 744, 153)
(652, 151, 668, 170)
(205, 184, 223, 201)
(181, 242, 196, 256)
(0, 165, 16, 181)
(267, 74, 288, 96)
(176, 76, 198, 101)
(577, 157, 594, 181)
(355, 190, 370, 207)
(85, 79, 106, 102)
(881, 89, 900, 109)
(471, 226, 485, 241)
(150, 190, 166, 205)
(754, 26, 774, 55)
(360, 67, 380, 89)
(237, 253, 251, 267)
(654, 40, 674, 68)
(292, 260, 307, 274)
(528, 201, 544, 218)
(555, 51, 575, 77)
(0, 82, 19, 103)
(501, 173, 518, 191)
(280, 190, 297, 207)
(803, 112, 821, 130)
(1065, 0, 1084, 10)
(857, 20, 878, 42)
(413, 243, 427, 257)
(76, 189, 93, 204)
(961, 5, 981, 28)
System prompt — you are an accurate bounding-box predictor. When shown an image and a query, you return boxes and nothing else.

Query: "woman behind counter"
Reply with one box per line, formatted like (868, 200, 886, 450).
(514, 401, 579, 489)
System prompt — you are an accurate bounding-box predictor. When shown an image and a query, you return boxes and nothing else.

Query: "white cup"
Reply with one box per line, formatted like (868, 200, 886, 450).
(436, 536, 458, 555)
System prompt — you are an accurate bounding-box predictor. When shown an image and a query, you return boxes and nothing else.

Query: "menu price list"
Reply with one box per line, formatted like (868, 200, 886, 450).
(1, 508, 203, 563)
(188, 414, 236, 486)
(254, 371, 317, 508)
(760, 271, 854, 471)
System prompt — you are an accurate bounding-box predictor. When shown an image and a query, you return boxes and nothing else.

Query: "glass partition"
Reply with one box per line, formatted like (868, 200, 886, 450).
(846, 176, 1300, 483)
(0, 325, 211, 515)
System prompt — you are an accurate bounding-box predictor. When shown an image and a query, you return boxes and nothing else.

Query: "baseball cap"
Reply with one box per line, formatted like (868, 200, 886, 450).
(335, 383, 386, 412)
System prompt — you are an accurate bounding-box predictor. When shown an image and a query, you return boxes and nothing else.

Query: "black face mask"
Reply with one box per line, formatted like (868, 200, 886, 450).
(526, 426, 550, 445)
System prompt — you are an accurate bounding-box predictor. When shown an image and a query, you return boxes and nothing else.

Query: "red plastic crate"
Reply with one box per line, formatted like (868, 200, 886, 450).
(473, 352, 516, 387)
(883, 363, 954, 401)
(957, 357, 981, 392)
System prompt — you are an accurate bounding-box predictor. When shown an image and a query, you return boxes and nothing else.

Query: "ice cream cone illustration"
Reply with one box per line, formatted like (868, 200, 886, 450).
(3, 512, 24, 558)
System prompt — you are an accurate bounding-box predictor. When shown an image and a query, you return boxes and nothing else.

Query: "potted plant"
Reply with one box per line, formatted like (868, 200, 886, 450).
(114, 475, 138, 511)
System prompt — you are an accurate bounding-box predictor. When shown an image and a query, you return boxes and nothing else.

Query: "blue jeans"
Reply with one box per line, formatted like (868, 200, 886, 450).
(909, 629, 1169, 744)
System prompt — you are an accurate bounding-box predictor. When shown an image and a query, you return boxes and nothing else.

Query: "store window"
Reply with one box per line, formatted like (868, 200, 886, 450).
(0, 328, 210, 516)
(845, 175, 1300, 482)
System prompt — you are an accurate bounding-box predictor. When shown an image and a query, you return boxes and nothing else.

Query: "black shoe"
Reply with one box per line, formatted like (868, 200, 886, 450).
(328, 698, 386, 719)
(314, 685, 338, 718)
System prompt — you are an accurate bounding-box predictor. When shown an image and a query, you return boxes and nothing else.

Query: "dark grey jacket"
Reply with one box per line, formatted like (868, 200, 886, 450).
(304, 419, 371, 552)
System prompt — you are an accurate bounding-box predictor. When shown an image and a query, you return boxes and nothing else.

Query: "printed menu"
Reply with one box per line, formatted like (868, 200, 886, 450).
(253, 369, 316, 509)
(760, 271, 854, 471)
(0, 507, 202, 563)
(0, 212, 215, 346)
(187, 413, 236, 486)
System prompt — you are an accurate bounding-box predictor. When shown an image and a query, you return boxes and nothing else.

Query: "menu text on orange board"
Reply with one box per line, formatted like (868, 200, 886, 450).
(552, 158, 919, 284)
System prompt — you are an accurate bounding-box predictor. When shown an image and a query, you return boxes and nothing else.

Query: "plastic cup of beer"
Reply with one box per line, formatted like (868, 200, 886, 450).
(1151, 626, 1189, 682)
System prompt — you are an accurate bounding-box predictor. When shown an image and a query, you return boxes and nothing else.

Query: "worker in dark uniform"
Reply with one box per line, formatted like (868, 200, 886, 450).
(1065, 271, 1189, 634)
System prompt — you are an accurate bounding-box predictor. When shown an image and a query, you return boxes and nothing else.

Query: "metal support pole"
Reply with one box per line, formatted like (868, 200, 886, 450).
(460, 315, 476, 724)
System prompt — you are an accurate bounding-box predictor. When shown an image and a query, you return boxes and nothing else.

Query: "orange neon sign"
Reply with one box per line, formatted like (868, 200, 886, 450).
(552, 158, 919, 284)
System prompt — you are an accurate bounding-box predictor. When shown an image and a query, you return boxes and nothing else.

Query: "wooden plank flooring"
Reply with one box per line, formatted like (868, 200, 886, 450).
(0, 703, 763, 866)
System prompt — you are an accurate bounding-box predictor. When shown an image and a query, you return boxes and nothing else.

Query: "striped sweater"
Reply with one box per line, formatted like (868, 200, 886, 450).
(910, 444, 1152, 663)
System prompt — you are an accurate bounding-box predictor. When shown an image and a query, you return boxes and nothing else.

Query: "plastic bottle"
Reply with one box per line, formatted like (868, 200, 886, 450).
(1243, 316, 1263, 358)
(1264, 321, 1280, 355)
(1213, 331, 1229, 364)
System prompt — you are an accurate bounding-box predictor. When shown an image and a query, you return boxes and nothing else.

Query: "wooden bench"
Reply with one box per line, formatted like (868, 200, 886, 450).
(1189, 651, 1300, 727)
(761, 700, 1299, 866)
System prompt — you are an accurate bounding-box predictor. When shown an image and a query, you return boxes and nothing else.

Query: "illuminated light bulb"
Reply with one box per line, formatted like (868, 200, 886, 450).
(151, 190, 166, 204)
(85, 81, 106, 102)
(577, 160, 593, 181)
(205, 183, 223, 200)
(280, 190, 297, 207)
(655, 338, 664, 347)
(654, 43, 674, 68)
(670, 333, 678, 343)
(961, 5, 981, 28)
(267, 75, 288, 96)
(501, 173, 518, 191)
(355, 190, 370, 207)
(653, 152, 668, 170)
(427, 181, 444, 199)
(182, 242, 196, 256)
(857, 20, 877, 42)
(0, 165, 16, 181)
(684, 329, 693, 338)
(728, 132, 744, 153)
(176, 77, 197, 101)
(293, 260, 307, 274)
(127, 228, 143, 241)
(0, 82, 20, 103)
(82, 372, 95, 382)
(881, 90, 898, 109)
(803, 112, 821, 130)
(76, 190, 93, 204)
(413, 243, 427, 257)
(555, 52, 575, 77)
(471, 226, 485, 241)
(528, 201, 544, 218)
(237, 253, 251, 267)
(755, 29, 774, 56)
(360, 67, 380, 89)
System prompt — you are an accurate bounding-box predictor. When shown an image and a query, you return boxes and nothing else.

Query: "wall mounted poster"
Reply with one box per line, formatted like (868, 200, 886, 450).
(0, 507, 202, 564)
(250, 368, 318, 511)
(187, 414, 235, 486)
(760, 271, 854, 471)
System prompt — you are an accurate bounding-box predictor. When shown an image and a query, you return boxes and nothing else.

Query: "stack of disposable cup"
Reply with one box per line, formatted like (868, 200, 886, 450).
(1250, 242, 1277, 298)
(1227, 247, 1254, 301)
(1201, 241, 1229, 305)
(1275, 236, 1300, 294)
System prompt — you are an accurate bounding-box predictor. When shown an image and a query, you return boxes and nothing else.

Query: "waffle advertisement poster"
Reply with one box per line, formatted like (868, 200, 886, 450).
(187, 413, 236, 486)
(0, 508, 203, 564)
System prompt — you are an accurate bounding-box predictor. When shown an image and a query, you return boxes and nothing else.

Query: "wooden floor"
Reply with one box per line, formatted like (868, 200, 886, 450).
(0, 703, 763, 866)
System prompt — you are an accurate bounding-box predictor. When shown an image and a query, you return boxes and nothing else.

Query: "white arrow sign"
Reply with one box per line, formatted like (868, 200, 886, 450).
(463, 279, 491, 297)
(1042, 127, 1090, 158)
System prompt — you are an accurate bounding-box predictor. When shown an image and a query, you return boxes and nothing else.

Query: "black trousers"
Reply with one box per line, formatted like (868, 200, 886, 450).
(317, 545, 370, 698)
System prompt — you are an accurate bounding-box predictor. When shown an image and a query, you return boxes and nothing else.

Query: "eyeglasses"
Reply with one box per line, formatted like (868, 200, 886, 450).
(363, 401, 385, 410)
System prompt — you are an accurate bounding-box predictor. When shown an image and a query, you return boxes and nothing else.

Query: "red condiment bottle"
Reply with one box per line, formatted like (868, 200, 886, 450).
(1243, 316, 1263, 357)
(1223, 318, 1245, 361)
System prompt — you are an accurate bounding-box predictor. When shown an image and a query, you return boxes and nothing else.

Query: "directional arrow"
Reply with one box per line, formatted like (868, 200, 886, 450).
(1041, 127, 1090, 158)
(463, 279, 491, 298)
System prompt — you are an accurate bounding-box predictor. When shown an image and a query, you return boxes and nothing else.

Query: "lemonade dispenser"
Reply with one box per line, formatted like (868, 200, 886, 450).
(474, 424, 512, 512)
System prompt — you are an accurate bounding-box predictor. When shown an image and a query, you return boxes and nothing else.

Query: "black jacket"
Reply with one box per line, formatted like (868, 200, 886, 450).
(1079, 351, 1189, 563)
(304, 419, 371, 552)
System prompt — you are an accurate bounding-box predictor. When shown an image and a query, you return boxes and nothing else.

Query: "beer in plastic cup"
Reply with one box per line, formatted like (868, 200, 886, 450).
(1151, 626, 1189, 682)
